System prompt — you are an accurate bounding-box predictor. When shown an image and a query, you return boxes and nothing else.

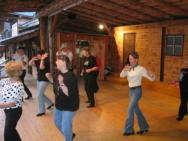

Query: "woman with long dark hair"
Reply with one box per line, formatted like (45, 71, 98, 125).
(46, 55, 79, 141)
(120, 52, 155, 136)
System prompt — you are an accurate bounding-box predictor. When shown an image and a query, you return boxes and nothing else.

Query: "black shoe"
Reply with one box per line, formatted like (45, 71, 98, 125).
(123, 132, 134, 136)
(87, 105, 95, 108)
(36, 113, 45, 117)
(72, 133, 76, 140)
(25, 96, 32, 100)
(47, 104, 54, 109)
(136, 130, 148, 135)
(176, 116, 183, 121)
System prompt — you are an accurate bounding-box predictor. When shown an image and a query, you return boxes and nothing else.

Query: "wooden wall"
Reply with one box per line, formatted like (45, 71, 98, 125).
(56, 32, 110, 80)
(114, 19, 188, 82)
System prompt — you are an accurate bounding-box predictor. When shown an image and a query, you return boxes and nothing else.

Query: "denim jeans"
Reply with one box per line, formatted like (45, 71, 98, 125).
(124, 87, 149, 133)
(54, 108, 76, 141)
(37, 81, 53, 114)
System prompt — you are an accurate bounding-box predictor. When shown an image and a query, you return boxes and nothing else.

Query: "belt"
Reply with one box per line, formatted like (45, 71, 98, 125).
(129, 86, 141, 90)
(4, 107, 22, 112)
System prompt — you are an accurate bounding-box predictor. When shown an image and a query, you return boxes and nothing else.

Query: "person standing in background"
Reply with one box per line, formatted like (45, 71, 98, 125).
(176, 59, 188, 121)
(91, 49, 101, 93)
(13, 46, 32, 100)
(56, 43, 73, 63)
(81, 47, 98, 108)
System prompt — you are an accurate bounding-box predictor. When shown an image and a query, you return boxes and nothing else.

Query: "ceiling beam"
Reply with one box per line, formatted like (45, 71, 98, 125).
(36, 0, 89, 18)
(110, 0, 173, 19)
(80, 2, 143, 24)
(76, 15, 117, 27)
(70, 7, 130, 25)
(66, 10, 124, 26)
(149, 0, 188, 16)
(89, 0, 157, 22)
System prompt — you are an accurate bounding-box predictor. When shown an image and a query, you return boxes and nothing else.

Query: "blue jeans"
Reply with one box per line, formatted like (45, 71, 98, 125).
(124, 87, 149, 133)
(54, 108, 76, 141)
(37, 81, 53, 114)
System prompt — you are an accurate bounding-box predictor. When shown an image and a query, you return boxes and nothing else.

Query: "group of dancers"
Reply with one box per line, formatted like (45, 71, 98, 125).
(0, 44, 187, 141)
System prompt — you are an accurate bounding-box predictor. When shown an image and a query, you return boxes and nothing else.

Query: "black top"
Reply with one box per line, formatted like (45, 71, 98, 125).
(35, 58, 50, 81)
(179, 68, 188, 92)
(53, 71, 79, 111)
(83, 55, 98, 77)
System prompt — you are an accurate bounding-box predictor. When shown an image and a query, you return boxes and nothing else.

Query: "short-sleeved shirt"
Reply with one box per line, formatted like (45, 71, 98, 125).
(83, 56, 98, 77)
(0, 78, 24, 109)
(52, 71, 79, 111)
(34, 58, 50, 81)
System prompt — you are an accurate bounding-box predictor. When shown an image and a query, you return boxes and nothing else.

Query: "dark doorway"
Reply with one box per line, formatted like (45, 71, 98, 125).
(123, 33, 136, 66)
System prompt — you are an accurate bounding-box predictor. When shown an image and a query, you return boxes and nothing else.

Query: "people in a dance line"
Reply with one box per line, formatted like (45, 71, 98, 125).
(12, 46, 32, 100)
(45, 55, 79, 141)
(120, 52, 155, 136)
(176, 59, 188, 121)
(81, 47, 98, 108)
(56, 43, 73, 63)
(0, 62, 24, 141)
(29, 50, 53, 117)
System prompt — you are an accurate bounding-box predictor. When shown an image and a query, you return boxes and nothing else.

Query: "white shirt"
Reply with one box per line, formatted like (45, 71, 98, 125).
(120, 65, 155, 88)
(0, 78, 24, 109)
(56, 50, 73, 62)
(13, 53, 28, 70)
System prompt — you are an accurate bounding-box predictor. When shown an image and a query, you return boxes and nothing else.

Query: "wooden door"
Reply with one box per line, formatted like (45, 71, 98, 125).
(123, 33, 136, 66)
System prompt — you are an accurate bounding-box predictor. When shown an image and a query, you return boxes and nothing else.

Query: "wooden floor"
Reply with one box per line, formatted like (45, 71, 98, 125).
(0, 79, 188, 141)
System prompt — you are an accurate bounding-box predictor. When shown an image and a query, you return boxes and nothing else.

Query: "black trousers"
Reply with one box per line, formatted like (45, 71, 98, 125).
(84, 76, 95, 106)
(20, 70, 32, 97)
(178, 90, 188, 117)
(4, 107, 22, 141)
(93, 71, 99, 93)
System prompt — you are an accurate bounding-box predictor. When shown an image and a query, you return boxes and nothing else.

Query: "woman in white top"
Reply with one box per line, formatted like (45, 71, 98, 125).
(0, 62, 24, 141)
(120, 52, 155, 136)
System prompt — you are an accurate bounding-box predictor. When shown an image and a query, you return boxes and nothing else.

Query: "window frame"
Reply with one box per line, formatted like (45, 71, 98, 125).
(165, 34, 184, 56)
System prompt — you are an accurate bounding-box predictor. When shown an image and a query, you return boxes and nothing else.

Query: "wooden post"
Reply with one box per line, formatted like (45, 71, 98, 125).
(160, 27, 166, 82)
(40, 17, 47, 50)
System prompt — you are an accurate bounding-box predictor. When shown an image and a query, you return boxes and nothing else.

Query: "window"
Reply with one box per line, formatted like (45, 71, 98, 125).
(166, 35, 184, 56)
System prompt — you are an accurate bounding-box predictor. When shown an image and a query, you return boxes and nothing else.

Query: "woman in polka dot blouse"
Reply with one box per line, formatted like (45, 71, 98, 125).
(0, 61, 24, 141)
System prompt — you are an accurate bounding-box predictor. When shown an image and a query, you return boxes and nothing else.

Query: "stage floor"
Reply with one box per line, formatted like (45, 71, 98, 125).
(0, 80, 188, 141)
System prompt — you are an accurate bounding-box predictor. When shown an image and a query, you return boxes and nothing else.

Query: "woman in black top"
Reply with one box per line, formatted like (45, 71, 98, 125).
(177, 59, 188, 121)
(81, 47, 98, 108)
(46, 55, 79, 141)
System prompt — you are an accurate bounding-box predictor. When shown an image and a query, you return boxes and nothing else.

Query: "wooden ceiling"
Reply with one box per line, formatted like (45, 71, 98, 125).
(0, 0, 188, 32)
(0, 0, 52, 12)
(64, 0, 188, 27)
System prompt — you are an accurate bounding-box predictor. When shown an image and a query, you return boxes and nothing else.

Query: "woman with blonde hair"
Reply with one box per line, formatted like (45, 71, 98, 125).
(0, 61, 24, 141)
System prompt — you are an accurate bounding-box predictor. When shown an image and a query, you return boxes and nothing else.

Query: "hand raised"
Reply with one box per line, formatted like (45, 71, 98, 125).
(124, 65, 130, 71)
